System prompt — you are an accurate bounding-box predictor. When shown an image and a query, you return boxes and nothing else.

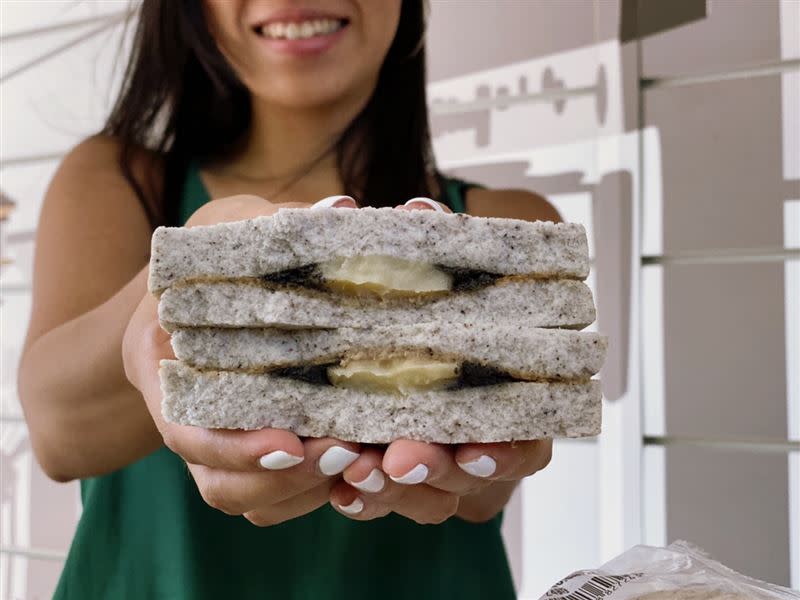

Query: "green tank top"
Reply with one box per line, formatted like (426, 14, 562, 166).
(53, 165, 514, 600)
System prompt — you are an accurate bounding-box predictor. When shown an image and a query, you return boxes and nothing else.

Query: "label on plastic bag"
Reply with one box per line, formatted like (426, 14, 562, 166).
(543, 571, 643, 599)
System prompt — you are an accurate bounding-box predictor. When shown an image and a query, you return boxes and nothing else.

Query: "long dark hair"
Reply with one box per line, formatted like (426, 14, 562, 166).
(104, 0, 434, 228)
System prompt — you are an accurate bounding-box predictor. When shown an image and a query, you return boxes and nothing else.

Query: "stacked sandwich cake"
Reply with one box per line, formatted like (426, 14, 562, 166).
(149, 207, 606, 443)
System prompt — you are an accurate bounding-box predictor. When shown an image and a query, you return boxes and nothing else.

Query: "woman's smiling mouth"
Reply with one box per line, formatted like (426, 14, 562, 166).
(257, 18, 348, 40)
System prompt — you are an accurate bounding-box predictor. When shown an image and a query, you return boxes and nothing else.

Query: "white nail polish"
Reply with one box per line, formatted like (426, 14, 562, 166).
(457, 455, 496, 478)
(351, 468, 385, 493)
(311, 195, 355, 209)
(389, 464, 428, 485)
(404, 197, 445, 212)
(258, 450, 304, 470)
(319, 446, 360, 476)
(337, 498, 364, 515)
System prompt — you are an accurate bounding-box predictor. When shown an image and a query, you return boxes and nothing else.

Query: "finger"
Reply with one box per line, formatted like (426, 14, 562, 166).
(341, 448, 420, 506)
(189, 464, 265, 515)
(397, 197, 452, 213)
(190, 435, 358, 477)
(124, 294, 173, 401)
(328, 479, 392, 521)
(244, 479, 335, 527)
(329, 479, 459, 525)
(303, 437, 361, 476)
(454, 439, 553, 482)
(311, 195, 358, 209)
(387, 484, 460, 525)
(185, 194, 274, 227)
(187, 438, 361, 512)
(383, 440, 490, 495)
(342, 447, 387, 494)
(165, 425, 306, 472)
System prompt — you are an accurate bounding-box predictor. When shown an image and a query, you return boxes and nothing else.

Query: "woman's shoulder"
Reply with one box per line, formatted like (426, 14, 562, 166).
(464, 186, 562, 223)
(54, 135, 165, 226)
(60, 135, 163, 185)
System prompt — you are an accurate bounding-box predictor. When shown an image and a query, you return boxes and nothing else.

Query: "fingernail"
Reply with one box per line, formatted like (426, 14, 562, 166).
(351, 468, 385, 493)
(457, 455, 496, 478)
(311, 195, 356, 209)
(404, 197, 445, 212)
(389, 464, 428, 485)
(319, 446, 360, 476)
(337, 498, 364, 515)
(258, 450, 304, 470)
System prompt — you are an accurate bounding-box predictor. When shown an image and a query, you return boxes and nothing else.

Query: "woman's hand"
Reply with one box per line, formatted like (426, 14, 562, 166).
(123, 193, 362, 525)
(330, 439, 553, 523)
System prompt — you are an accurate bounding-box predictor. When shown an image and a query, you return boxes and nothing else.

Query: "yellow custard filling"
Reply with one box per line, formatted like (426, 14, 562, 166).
(319, 255, 452, 296)
(327, 357, 460, 393)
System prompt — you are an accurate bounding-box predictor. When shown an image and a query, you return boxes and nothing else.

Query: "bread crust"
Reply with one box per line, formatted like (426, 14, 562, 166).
(148, 207, 589, 293)
(160, 360, 602, 443)
(159, 278, 596, 331)
(170, 324, 607, 381)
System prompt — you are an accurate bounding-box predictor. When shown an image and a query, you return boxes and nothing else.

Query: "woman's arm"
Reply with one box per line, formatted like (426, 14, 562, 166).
(17, 136, 162, 482)
(463, 187, 562, 222)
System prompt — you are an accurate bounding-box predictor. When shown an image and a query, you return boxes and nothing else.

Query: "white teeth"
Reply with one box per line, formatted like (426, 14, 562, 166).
(260, 18, 342, 40)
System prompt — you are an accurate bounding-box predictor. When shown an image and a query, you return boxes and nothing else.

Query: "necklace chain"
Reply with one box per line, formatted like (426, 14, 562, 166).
(265, 139, 339, 202)
(219, 134, 343, 203)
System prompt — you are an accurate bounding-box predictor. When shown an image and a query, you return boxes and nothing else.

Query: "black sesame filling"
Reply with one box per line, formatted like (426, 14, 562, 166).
(436, 266, 503, 292)
(262, 265, 324, 289)
(261, 263, 503, 293)
(270, 361, 518, 389)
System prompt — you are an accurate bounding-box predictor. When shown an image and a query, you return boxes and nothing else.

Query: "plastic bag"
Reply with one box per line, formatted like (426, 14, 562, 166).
(539, 540, 800, 599)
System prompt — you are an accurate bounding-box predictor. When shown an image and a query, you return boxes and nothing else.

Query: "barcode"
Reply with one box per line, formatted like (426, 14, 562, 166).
(558, 573, 640, 600)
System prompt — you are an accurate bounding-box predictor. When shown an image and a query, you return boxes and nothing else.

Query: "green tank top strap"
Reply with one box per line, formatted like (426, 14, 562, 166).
(436, 171, 474, 214)
(179, 162, 212, 225)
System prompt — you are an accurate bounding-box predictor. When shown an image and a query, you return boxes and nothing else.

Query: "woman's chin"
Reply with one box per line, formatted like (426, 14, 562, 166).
(250, 75, 371, 111)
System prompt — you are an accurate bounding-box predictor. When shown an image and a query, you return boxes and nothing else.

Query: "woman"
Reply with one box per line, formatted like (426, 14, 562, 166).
(18, 1, 560, 598)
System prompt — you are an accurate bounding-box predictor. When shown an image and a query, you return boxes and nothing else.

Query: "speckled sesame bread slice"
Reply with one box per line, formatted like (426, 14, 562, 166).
(170, 324, 607, 381)
(159, 360, 601, 443)
(158, 278, 596, 331)
(148, 207, 589, 294)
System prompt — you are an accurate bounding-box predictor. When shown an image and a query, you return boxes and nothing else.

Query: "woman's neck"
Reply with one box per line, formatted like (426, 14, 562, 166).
(232, 81, 375, 179)
(200, 81, 377, 203)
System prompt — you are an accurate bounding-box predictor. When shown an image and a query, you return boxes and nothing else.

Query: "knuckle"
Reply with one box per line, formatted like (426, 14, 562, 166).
(417, 496, 459, 525)
(188, 195, 265, 225)
(356, 507, 388, 521)
(197, 478, 241, 516)
(161, 429, 182, 455)
(462, 480, 492, 495)
(458, 506, 498, 524)
(374, 485, 400, 503)
(526, 440, 553, 476)
(540, 441, 554, 469)
(225, 195, 265, 213)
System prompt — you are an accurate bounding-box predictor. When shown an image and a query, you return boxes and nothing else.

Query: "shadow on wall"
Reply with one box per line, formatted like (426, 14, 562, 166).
(445, 160, 632, 403)
(430, 65, 608, 148)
